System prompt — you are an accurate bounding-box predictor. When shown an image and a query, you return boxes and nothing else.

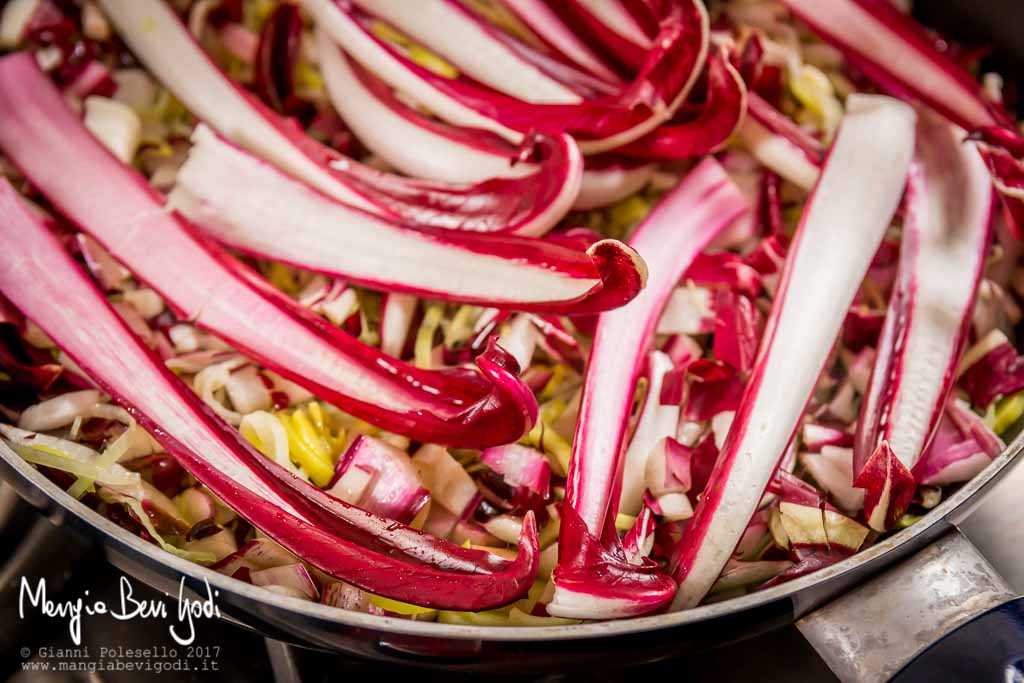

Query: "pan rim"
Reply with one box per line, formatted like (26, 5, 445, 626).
(0, 430, 1019, 642)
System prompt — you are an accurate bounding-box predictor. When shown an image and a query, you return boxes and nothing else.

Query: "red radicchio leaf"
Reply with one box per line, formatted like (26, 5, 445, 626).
(744, 232, 790, 277)
(659, 366, 687, 406)
(912, 408, 999, 487)
(768, 469, 829, 509)
(254, 2, 304, 116)
(0, 54, 541, 448)
(853, 441, 916, 531)
(759, 546, 854, 589)
(712, 290, 761, 374)
(732, 31, 784, 103)
(617, 45, 747, 160)
(0, 179, 542, 611)
(778, 0, 1024, 233)
(0, 327, 62, 394)
(664, 437, 693, 492)
(969, 133, 1024, 238)
(545, 0, 655, 72)
(307, 0, 710, 154)
(682, 358, 744, 421)
(686, 431, 720, 499)
(622, 504, 657, 561)
(686, 252, 763, 298)
(549, 160, 748, 619)
(842, 306, 885, 351)
(853, 111, 994, 533)
(102, 0, 586, 239)
(551, 505, 673, 618)
(498, 0, 623, 85)
(671, 96, 915, 608)
(759, 170, 783, 235)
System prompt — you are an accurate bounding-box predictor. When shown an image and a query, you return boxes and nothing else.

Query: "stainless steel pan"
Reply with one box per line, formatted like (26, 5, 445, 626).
(1, 429, 1020, 680)
(2, 1, 1023, 680)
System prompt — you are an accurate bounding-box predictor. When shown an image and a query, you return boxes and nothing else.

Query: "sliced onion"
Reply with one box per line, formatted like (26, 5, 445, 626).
(18, 389, 101, 432)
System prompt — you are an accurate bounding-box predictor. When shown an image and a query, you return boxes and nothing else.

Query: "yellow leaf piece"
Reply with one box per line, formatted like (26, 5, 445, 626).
(538, 367, 570, 403)
(369, 21, 459, 79)
(275, 406, 339, 487)
(264, 262, 302, 295)
(69, 429, 130, 499)
(437, 608, 512, 626)
(769, 507, 789, 550)
(521, 420, 571, 477)
(615, 513, 636, 532)
(538, 397, 566, 424)
(28, 443, 72, 459)
(409, 500, 431, 530)
(138, 138, 174, 158)
(224, 55, 252, 83)
(294, 60, 325, 94)
(243, 0, 277, 32)
(369, 594, 438, 617)
(512, 580, 549, 614)
(306, 402, 329, 434)
(538, 517, 560, 548)
(348, 418, 381, 438)
(606, 195, 652, 239)
(789, 64, 843, 142)
(415, 303, 445, 369)
(462, 0, 537, 43)
(436, 581, 575, 626)
(470, 545, 517, 561)
(993, 391, 1024, 436)
(369, 20, 412, 47)
(141, 89, 191, 130)
(444, 305, 480, 347)
(896, 513, 923, 530)
(241, 422, 266, 453)
(407, 45, 460, 79)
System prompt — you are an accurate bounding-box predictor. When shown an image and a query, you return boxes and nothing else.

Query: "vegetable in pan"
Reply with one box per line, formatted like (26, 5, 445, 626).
(0, 0, 1021, 622)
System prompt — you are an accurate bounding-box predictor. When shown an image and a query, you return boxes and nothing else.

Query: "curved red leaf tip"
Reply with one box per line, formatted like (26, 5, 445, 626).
(548, 508, 676, 619)
(571, 239, 648, 315)
(479, 335, 522, 375)
(970, 129, 1024, 234)
(467, 337, 540, 441)
(444, 508, 541, 610)
(967, 126, 1024, 157)
(548, 560, 677, 619)
(619, 46, 748, 160)
(512, 129, 554, 166)
(854, 440, 915, 532)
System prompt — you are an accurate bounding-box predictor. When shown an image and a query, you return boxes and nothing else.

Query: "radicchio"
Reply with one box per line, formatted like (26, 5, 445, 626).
(0, 179, 540, 610)
(548, 159, 747, 619)
(671, 96, 915, 609)
(854, 109, 995, 531)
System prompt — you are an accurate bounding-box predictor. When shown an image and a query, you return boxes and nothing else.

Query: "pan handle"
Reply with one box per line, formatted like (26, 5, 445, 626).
(796, 527, 1021, 682)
